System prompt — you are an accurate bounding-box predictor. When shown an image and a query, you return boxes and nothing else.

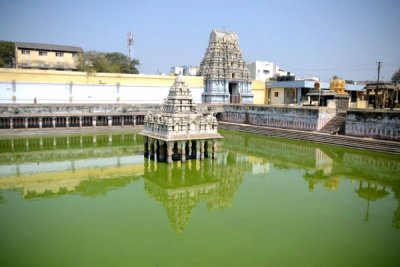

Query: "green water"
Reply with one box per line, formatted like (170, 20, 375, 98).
(0, 130, 399, 267)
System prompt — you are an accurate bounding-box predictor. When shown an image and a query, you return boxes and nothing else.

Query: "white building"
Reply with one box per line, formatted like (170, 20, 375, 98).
(247, 61, 292, 81)
(170, 65, 198, 76)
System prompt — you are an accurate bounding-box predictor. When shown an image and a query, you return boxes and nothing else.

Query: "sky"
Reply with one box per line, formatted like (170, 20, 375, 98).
(1, 0, 399, 81)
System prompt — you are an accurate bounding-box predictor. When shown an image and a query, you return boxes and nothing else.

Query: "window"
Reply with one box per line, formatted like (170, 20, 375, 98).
(263, 70, 270, 74)
(39, 51, 47, 56)
(274, 92, 279, 97)
(21, 50, 30, 55)
(56, 52, 64, 57)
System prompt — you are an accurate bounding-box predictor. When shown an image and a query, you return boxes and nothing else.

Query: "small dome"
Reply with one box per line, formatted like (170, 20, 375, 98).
(330, 77, 346, 94)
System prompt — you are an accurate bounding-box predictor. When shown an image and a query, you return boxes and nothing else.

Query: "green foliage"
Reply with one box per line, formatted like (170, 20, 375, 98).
(0, 41, 15, 68)
(391, 68, 400, 83)
(80, 51, 139, 74)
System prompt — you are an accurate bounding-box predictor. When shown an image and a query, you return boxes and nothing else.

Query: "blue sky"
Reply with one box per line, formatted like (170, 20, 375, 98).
(1, 0, 399, 81)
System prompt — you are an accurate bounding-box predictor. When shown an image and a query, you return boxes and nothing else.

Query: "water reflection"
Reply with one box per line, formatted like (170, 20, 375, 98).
(143, 153, 251, 232)
(221, 130, 400, 229)
(0, 130, 399, 231)
(0, 133, 144, 199)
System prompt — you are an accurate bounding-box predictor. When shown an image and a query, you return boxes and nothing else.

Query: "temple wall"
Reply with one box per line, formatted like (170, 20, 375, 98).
(0, 68, 262, 104)
(220, 105, 336, 131)
(345, 110, 400, 141)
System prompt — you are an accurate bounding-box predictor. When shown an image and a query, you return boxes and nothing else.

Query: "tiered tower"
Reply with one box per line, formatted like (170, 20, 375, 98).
(199, 29, 253, 104)
(141, 75, 222, 164)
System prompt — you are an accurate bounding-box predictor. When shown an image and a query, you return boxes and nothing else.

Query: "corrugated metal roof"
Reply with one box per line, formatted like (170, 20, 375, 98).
(15, 42, 83, 53)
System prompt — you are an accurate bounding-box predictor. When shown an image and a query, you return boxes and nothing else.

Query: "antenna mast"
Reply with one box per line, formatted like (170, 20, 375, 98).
(128, 32, 134, 59)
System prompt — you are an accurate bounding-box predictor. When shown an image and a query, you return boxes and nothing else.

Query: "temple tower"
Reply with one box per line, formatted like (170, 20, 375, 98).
(199, 29, 253, 104)
(140, 75, 222, 164)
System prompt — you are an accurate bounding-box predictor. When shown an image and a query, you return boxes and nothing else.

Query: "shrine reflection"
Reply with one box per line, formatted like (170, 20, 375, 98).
(143, 152, 251, 233)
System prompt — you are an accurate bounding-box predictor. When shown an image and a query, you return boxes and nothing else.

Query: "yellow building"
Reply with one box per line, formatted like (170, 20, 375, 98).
(15, 42, 83, 71)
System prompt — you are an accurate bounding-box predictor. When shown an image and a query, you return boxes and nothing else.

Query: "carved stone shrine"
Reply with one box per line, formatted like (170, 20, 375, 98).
(140, 75, 222, 163)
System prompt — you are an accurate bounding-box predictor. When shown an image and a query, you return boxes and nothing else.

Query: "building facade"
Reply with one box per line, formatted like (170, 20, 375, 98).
(247, 61, 291, 81)
(199, 29, 253, 104)
(15, 42, 83, 71)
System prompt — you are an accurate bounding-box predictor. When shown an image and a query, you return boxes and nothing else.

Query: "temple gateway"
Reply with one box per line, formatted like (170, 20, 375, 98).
(199, 29, 254, 104)
(140, 75, 222, 163)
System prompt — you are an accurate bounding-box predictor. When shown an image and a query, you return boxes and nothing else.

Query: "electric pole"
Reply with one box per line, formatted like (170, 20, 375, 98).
(375, 61, 382, 108)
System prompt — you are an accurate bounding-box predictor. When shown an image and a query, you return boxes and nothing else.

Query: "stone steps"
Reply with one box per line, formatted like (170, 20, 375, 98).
(219, 121, 400, 154)
(318, 112, 347, 134)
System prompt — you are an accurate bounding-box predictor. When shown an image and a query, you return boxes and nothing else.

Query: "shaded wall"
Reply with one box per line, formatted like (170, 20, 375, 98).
(346, 110, 400, 141)
(220, 105, 336, 131)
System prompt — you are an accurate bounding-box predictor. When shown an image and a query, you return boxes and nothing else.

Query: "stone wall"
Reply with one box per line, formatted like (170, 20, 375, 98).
(220, 105, 336, 131)
(345, 110, 400, 141)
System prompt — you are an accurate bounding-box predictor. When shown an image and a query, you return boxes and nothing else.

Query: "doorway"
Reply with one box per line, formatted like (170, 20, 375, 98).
(229, 82, 240, 103)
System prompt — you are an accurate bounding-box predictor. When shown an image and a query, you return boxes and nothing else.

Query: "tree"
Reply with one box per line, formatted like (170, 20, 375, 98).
(0, 41, 15, 68)
(391, 68, 400, 83)
(80, 51, 139, 74)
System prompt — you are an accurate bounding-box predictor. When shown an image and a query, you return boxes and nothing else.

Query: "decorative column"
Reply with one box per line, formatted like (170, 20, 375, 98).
(24, 117, 28, 129)
(52, 117, 56, 129)
(108, 116, 112, 128)
(79, 117, 83, 128)
(144, 137, 149, 158)
(167, 142, 173, 164)
(10, 118, 13, 130)
(121, 116, 125, 127)
(66, 117, 69, 128)
(181, 141, 186, 163)
(92, 116, 96, 128)
(200, 140, 205, 160)
(38, 117, 42, 129)
(133, 116, 137, 127)
(212, 140, 218, 160)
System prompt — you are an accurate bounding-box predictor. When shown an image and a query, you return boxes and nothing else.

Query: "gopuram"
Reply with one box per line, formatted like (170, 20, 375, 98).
(199, 29, 254, 104)
(140, 75, 222, 164)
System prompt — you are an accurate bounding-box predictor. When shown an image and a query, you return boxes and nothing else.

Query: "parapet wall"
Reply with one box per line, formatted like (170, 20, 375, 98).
(345, 110, 400, 141)
(220, 105, 336, 131)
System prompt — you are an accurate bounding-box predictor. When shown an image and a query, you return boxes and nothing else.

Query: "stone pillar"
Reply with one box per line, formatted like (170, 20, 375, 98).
(204, 141, 209, 158)
(212, 140, 218, 160)
(108, 116, 112, 128)
(181, 141, 186, 163)
(133, 116, 137, 127)
(121, 116, 125, 127)
(92, 116, 96, 128)
(38, 117, 42, 129)
(149, 139, 155, 160)
(52, 117, 56, 129)
(144, 137, 149, 158)
(66, 117, 69, 128)
(200, 140, 205, 160)
(167, 142, 173, 164)
(25, 117, 28, 129)
(79, 117, 83, 128)
(10, 118, 13, 130)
